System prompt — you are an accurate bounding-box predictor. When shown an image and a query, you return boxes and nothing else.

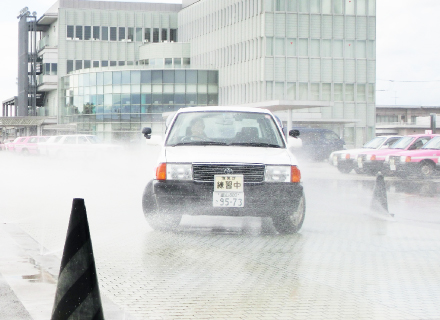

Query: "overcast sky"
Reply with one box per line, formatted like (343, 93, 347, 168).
(1, 0, 440, 107)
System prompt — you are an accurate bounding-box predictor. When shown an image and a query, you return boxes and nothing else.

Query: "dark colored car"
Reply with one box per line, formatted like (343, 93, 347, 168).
(288, 127, 345, 161)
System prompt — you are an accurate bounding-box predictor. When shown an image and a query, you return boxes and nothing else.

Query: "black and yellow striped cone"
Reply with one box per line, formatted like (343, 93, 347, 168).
(51, 198, 104, 320)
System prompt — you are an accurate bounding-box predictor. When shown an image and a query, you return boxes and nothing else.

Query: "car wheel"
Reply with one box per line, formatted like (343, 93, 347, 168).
(337, 164, 352, 174)
(420, 161, 435, 178)
(142, 182, 182, 231)
(21, 149, 29, 156)
(272, 194, 306, 234)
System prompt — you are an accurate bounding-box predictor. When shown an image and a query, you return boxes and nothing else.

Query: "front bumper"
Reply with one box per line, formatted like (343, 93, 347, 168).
(149, 180, 304, 217)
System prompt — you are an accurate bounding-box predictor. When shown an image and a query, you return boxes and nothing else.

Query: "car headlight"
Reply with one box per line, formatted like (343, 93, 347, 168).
(265, 165, 291, 182)
(156, 163, 193, 180)
(265, 165, 301, 183)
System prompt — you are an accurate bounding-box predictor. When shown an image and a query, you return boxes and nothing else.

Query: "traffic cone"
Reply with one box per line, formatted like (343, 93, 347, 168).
(371, 172, 389, 214)
(51, 198, 104, 320)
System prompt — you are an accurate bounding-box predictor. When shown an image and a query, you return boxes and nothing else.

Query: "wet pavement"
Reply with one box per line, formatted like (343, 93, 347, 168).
(1, 147, 440, 319)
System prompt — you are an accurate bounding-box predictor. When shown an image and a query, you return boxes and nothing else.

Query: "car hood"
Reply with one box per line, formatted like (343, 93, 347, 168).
(164, 146, 295, 165)
(389, 149, 440, 157)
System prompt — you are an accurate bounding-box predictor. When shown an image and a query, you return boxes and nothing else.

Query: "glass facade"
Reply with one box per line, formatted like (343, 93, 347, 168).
(61, 69, 219, 142)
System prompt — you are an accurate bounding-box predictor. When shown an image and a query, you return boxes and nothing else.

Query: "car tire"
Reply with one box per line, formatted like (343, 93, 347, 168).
(142, 181, 182, 231)
(272, 194, 306, 234)
(21, 149, 29, 156)
(420, 161, 435, 179)
(337, 164, 352, 174)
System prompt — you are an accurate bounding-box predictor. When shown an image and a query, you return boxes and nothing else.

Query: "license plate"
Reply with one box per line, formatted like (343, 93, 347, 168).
(213, 192, 244, 207)
(333, 155, 338, 166)
(213, 175, 244, 207)
(390, 159, 396, 171)
(357, 157, 363, 168)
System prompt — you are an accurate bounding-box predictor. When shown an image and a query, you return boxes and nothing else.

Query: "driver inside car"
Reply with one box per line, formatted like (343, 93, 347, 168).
(187, 118, 207, 140)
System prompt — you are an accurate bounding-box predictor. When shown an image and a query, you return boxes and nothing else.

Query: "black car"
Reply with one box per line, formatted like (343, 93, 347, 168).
(286, 127, 345, 161)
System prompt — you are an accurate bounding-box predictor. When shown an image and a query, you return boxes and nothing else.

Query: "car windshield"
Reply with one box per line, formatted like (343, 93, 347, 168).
(363, 137, 387, 149)
(86, 135, 102, 144)
(421, 136, 440, 150)
(390, 136, 414, 149)
(166, 111, 285, 148)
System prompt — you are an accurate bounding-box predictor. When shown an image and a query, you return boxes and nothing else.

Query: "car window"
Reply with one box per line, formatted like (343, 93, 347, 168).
(166, 112, 285, 148)
(391, 136, 414, 149)
(28, 137, 38, 143)
(63, 136, 77, 144)
(86, 136, 101, 144)
(39, 137, 48, 143)
(383, 137, 401, 148)
(363, 137, 387, 148)
(422, 136, 440, 149)
(78, 136, 89, 144)
(324, 131, 340, 141)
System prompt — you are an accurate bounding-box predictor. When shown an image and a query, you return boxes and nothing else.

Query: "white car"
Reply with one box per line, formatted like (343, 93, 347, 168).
(39, 134, 121, 158)
(329, 135, 402, 173)
(141, 106, 306, 234)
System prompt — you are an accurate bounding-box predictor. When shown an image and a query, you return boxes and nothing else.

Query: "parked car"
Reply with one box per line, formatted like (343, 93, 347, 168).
(385, 136, 440, 178)
(4, 137, 27, 152)
(357, 134, 439, 175)
(39, 134, 121, 158)
(330, 135, 402, 173)
(12, 136, 49, 155)
(289, 127, 345, 161)
(141, 106, 305, 234)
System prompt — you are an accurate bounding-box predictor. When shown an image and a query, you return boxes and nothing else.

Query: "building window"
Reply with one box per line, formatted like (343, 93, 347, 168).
(311, 83, 319, 100)
(162, 28, 168, 41)
(345, 84, 354, 101)
(51, 63, 57, 75)
(67, 25, 74, 39)
(357, 0, 366, 15)
(334, 83, 343, 101)
(322, 40, 331, 57)
(101, 61, 108, 67)
(322, 0, 331, 13)
(287, 0, 297, 11)
(287, 39, 296, 56)
(84, 60, 91, 69)
(299, 0, 309, 12)
(299, 39, 308, 56)
(144, 28, 151, 42)
(299, 83, 308, 100)
(119, 27, 125, 41)
(110, 27, 117, 41)
(102, 27, 108, 41)
(368, 84, 375, 102)
(311, 39, 320, 57)
(266, 37, 273, 56)
(93, 61, 99, 68)
(334, 0, 343, 14)
(274, 38, 285, 55)
(110, 61, 117, 66)
(84, 26, 91, 40)
(333, 40, 343, 57)
(287, 82, 296, 100)
(136, 28, 142, 42)
(357, 84, 366, 101)
(275, 0, 285, 11)
(75, 60, 82, 70)
(92, 26, 100, 40)
(320, 83, 330, 100)
(118, 61, 125, 66)
(170, 29, 177, 42)
(153, 28, 159, 42)
(127, 28, 134, 41)
(75, 26, 83, 40)
(311, 0, 320, 13)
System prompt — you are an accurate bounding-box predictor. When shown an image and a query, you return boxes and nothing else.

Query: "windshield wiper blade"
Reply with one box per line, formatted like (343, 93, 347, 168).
(230, 142, 282, 148)
(169, 141, 228, 147)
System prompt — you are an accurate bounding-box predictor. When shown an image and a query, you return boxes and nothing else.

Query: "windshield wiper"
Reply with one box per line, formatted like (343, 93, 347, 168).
(230, 142, 282, 148)
(169, 141, 228, 147)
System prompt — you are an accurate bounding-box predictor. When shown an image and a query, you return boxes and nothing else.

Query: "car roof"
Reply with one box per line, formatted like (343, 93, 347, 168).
(175, 106, 273, 114)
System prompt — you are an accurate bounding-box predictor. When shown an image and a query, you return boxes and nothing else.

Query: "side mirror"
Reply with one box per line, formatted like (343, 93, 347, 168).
(289, 129, 300, 138)
(142, 127, 152, 139)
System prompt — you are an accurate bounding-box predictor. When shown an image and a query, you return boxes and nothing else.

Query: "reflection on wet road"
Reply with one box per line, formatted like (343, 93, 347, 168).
(1, 149, 440, 319)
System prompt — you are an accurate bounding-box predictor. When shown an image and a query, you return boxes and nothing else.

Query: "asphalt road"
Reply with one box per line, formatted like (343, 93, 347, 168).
(1, 146, 440, 320)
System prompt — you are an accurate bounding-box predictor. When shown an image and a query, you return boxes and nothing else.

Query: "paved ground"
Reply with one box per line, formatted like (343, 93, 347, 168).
(1, 147, 440, 320)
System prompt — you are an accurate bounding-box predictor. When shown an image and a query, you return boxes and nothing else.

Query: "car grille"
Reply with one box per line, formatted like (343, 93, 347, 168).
(192, 163, 265, 183)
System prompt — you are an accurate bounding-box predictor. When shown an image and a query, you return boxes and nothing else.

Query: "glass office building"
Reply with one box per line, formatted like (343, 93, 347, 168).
(61, 68, 219, 141)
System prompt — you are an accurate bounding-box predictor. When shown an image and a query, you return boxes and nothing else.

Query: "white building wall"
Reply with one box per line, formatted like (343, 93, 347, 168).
(179, 0, 377, 146)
